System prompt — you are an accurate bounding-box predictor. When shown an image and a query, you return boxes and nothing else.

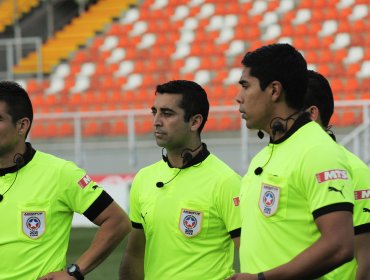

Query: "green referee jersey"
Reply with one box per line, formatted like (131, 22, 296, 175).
(239, 119, 354, 277)
(130, 152, 241, 280)
(324, 146, 370, 279)
(0, 150, 103, 280)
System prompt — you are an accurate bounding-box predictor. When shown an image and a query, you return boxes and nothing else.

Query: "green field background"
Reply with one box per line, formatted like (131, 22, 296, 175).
(68, 227, 240, 280)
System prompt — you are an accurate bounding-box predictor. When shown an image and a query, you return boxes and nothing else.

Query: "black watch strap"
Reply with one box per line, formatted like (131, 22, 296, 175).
(258, 272, 266, 280)
(66, 264, 84, 280)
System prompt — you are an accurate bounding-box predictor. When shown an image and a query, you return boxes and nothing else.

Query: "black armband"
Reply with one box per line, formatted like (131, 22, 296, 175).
(83, 191, 113, 221)
(132, 221, 143, 229)
(229, 228, 241, 238)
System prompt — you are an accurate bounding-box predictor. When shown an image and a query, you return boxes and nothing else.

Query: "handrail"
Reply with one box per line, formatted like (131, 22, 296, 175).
(30, 102, 370, 170)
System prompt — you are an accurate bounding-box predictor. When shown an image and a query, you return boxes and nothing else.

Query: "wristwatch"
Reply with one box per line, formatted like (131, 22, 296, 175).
(66, 264, 84, 280)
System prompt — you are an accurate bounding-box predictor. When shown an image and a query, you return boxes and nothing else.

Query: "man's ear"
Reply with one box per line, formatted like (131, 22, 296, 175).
(270, 81, 283, 102)
(190, 114, 203, 132)
(307, 105, 320, 122)
(16, 118, 30, 136)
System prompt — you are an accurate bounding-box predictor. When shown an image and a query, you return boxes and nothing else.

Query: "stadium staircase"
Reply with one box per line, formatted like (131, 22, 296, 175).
(11, 0, 370, 139)
(0, 0, 40, 33)
(12, 0, 137, 75)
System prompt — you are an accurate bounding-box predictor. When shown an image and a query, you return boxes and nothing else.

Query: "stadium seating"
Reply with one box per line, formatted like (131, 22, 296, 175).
(16, 0, 370, 138)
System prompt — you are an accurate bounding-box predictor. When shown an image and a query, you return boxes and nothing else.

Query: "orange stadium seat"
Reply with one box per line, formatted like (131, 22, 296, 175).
(22, 0, 369, 138)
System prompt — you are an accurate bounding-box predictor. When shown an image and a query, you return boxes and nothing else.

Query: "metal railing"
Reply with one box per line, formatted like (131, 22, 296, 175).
(0, 37, 43, 80)
(30, 101, 370, 175)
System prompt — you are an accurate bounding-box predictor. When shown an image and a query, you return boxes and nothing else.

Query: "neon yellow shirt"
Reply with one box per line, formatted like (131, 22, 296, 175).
(0, 150, 103, 280)
(130, 153, 241, 280)
(239, 120, 353, 277)
(324, 146, 370, 279)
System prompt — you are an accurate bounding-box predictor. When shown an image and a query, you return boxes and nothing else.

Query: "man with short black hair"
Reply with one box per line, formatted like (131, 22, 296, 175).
(0, 80, 131, 280)
(229, 44, 354, 280)
(119, 80, 241, 280)
(305, 69, 370, 280)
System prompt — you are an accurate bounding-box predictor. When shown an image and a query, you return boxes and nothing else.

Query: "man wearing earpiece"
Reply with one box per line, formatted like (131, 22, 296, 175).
(304, 70, 370, 280)
(119, 80, 241, 280)
(0, 81, 131, 280)
(228, 44, 354, 280)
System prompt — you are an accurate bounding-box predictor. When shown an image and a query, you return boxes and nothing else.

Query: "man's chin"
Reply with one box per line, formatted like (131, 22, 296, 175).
(155, 139, 165, 147)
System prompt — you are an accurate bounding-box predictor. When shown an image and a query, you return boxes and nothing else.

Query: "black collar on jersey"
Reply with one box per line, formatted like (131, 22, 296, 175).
(270, 112, 312, 144)
(0, 142, 36, 176)
(163, 142, 210, 169)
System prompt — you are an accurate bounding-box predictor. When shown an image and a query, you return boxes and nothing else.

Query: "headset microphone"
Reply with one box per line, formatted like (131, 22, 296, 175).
(254, 167, 263, 175)
(255, 112, 300, 176)
(0, 153, 24, 202)
(156, 152, 192, 188)
(157, 144, 201, 188)
(156, 169, 182, 188)
(257, 130, 264, 139)
(156, 182, 165, 188)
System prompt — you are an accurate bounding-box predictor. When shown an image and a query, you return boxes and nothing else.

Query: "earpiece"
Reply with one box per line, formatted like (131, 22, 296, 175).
(181, 151, 193, 165)
(271, 121, 285, 136)
(14, 155, 24, 167)
(0, 153, 24, 202)
(157, 144, 201, 188)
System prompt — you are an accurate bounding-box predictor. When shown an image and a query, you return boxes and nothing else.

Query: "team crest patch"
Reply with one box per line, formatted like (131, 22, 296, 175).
(22, 212, 46, 239)
(179, 208, 203, 237)
(259, 184, 280, 217)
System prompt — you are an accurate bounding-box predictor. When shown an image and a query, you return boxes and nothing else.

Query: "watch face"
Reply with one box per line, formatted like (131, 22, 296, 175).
(67, 264, 83, 279)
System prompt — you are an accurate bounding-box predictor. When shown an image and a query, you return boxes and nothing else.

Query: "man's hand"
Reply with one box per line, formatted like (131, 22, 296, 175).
(37, 271, 76, 280)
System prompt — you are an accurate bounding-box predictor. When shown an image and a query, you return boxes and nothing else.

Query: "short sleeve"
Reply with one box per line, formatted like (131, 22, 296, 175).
(353, 166, 370, 230)
(59, 161, 103, 214)
(129, 172, 143, 225)
(214, 172, 242, 232)
(301, 144, 354, 217)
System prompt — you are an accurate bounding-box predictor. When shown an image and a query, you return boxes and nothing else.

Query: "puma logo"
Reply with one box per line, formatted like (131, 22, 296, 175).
(363, 208, 370, 213)
(141, 212, 148, 224)
(328, 186, 344, 198)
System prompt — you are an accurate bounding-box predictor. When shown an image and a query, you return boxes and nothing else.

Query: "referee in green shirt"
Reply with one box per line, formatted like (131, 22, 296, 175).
(119, 80, 241, 280)
(304, 69, 370, 280)
(0, 81, 131, 280)
(228, 43, 354, 280)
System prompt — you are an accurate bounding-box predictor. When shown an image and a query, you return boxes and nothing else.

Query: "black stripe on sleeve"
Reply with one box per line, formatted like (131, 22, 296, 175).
(312, 202, 353, 220)
(83, 190, 113, 222)
(132, 221, 143, 229)
(229, 228, 241, 238)
(355, 223, 370, 235)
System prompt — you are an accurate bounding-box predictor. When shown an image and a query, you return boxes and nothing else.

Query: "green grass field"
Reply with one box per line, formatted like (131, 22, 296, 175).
(68, 227, 240, 279)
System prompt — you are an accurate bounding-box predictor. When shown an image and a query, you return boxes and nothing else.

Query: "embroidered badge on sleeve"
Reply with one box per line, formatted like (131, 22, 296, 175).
(78, 174, 92, 189)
